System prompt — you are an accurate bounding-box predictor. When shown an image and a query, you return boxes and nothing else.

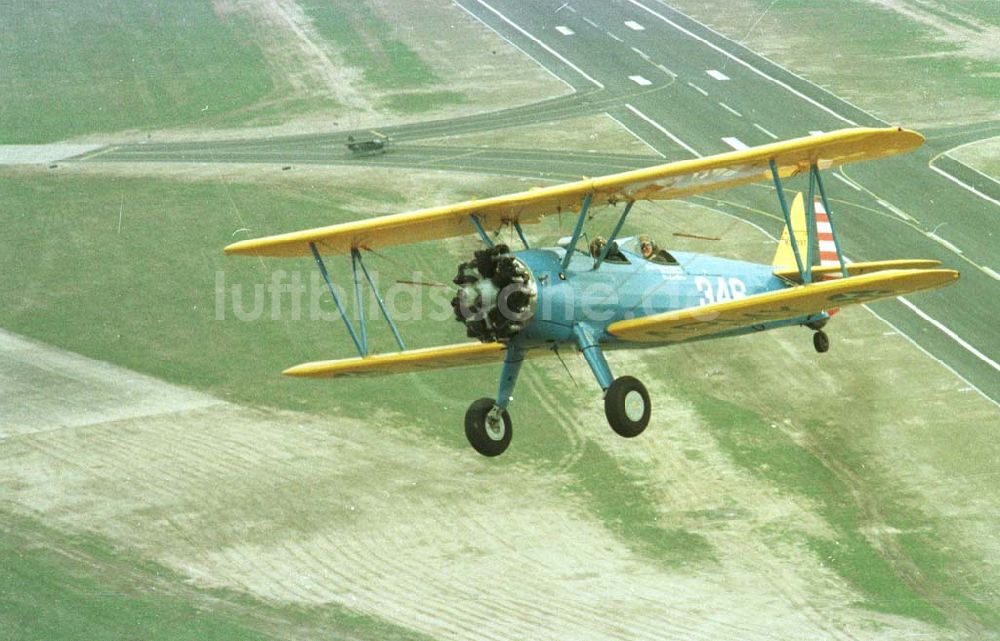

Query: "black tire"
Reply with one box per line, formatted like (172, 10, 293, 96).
(604, 376, 651, 438)
(813, 330, 830, 354)
(465, 398, 512, 457)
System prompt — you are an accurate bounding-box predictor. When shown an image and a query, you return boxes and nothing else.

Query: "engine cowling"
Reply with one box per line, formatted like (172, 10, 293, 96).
(451, 244, 537, 343)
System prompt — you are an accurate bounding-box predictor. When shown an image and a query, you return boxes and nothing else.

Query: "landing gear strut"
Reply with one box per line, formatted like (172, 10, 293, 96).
(813, 329, 830, 353)
(604, 376, 651, 438)
(465, 398, 512, 457)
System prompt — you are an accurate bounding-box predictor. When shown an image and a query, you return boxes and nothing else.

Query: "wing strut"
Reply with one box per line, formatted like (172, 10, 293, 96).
(561, 193, 594, 273)
(594, 200, 635, 269)
(812, 165, 850, 278)
(769, 160, 850, 282)
(309, 242, 407, 358)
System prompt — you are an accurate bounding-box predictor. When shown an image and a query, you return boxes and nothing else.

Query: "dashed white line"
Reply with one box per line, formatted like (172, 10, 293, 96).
(454, 2, 576, 91)
(555, 25, 574, 35)
(898, 297, 1000, 373)
(630, 46, 649, 59)
(605, 112, 666, 158)
(686, 81, 708, 96)
(706, 69, 730, 81)
(565, 4, 576, 12)
(624, 20, 645, 30)
(929, 163, 1000, 208)
(625, 103, 702, 157)
(626, 0, 859, 126)
(832, 171, 862, 191)
(629, 75, 652, 86)
(470, 0, 605, 89)
(809, 130, 825, 136)
(655, 63, 676, 78)
(606, 31, 623, 42)
(583, 16, 599, 28)
(722, 136, 749, 150)
(753, 123, 778, 140)
(719, 102, 742, 118)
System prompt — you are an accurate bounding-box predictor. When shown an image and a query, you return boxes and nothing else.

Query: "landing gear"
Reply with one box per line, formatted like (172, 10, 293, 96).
(604, 376, 651, 438)
(813, 329, 830, 353)
(465, 398, 512, 457)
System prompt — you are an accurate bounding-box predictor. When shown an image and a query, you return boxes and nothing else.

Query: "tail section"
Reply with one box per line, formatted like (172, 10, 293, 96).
(772, 192, 843, 278)
(772, 192, 809, 271)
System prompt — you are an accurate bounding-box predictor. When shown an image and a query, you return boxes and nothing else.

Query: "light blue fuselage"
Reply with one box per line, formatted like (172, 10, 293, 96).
(511, 239, 823, 351)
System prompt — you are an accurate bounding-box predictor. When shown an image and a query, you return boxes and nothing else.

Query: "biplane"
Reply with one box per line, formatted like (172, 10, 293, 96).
(225, 127, 958, 457)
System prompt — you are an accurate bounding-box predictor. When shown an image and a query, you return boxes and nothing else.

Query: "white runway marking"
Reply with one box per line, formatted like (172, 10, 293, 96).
(629, 75, 652, 86)
(981, 266, 1000, 281)
(809, 130, 825, 136)
(753, 123, 778, 140)
(555, 25, 574, 35)
(605, 112, 666, 158)
(655, 63, 676, 77)
(470, 0, 605, 89)
(876, 199, 915, 222)
(686, 81, 708, 96)
(930, 163, 1000, 208)
(926, 232, 963, 255)
(706, 69, 729, 81)
(722, 136, 749, 150)
(583, 16, 599, 28)
(630, 46, 649, 59)
(719, 102, 742, 118)
(626, 0, 860, 126)
(625, 103, 701, 157)
(832, 171, 862, 191)
(898, 297, 1000, 373)
(624, 20, 645, 30)
(606, 31, 623, 42)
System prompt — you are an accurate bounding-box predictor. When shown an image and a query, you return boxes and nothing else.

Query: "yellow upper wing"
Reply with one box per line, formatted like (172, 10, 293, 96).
(607, 268, 958, 344)
(225, 127, 923, 257)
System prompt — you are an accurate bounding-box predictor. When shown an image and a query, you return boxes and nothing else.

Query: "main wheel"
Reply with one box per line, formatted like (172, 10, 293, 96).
(465, 398, 512, 457)
(604, 376, 651, 438)
(813, 330, 830, 353)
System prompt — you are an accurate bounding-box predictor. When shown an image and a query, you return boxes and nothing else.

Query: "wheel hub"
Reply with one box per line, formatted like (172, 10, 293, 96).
(624, 390, 646, 422)
(485, 406, 506, 441)
(451, 245, 537, 343)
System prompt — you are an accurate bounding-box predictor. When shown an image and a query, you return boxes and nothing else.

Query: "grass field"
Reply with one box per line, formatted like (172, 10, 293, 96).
(662, 0, 1000, 128)
(0, 0, 272, 143)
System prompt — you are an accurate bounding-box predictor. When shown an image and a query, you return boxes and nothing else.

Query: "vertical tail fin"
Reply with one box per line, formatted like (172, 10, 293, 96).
(772, 192, 808, 270)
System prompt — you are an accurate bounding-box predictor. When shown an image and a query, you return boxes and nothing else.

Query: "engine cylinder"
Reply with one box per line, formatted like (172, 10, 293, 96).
(451, 245, 537, 343)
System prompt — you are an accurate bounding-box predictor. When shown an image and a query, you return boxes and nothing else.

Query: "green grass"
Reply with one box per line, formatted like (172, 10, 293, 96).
(673, 382, 995, 627)
(0, 0, 273, 143)
(0, 508, 435, 641)
(297, 0, 438, 90)
(382, 91, 467, 114)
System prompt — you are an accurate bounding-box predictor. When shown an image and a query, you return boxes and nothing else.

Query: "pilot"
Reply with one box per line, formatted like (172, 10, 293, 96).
(638, 234, 657, 259)
(589, 235, 607, 259)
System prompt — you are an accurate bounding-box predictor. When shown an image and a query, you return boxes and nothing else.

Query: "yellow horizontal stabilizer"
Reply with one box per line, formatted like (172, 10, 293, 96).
(225, 127, 923, 257)
(284, 341, 519, 379)
(607, 268, 958, 344)
(773, 259, 942, 282)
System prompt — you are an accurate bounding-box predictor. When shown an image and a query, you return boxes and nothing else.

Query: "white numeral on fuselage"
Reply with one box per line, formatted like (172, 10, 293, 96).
(695, 276, 747, 306)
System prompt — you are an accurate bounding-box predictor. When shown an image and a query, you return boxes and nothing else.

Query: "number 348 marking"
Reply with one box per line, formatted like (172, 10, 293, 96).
(695, 276, 747, 306)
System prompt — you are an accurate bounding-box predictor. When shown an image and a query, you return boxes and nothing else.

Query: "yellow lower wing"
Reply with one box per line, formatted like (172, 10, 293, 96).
(283, 341, 521, 379)
(773, 259, 942, 282)
(608, 268, 958, 344)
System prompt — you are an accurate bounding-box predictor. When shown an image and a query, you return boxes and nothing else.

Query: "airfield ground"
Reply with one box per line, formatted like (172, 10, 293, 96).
(1, 1, 998, 640)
